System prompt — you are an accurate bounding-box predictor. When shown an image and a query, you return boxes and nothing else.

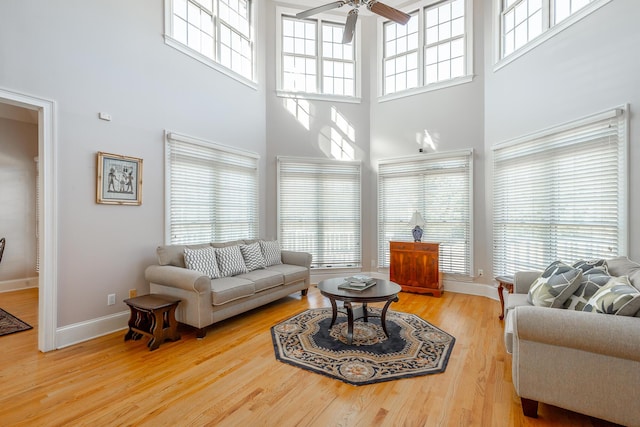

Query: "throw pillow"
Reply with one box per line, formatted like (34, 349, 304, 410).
(527, 261, 582, 308)
(572, 259, 608, 274)
(215, 245, 249, 277)
(183, 246, 220, 279)
(260, 240, 282, 266)
(563, 267, 611, 311)
(583, 276, 640, 316)
(240, 242, 267, 271)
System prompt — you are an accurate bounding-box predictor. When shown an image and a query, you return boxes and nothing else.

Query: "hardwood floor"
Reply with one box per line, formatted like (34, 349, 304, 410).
(0, 287, 619, 426)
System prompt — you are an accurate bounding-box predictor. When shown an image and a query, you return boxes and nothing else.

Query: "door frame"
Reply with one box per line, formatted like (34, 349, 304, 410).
(0, 87, 57, 352)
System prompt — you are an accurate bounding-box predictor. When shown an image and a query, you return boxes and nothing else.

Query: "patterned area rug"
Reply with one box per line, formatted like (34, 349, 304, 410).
(271, 307, 455, 385)
(0, 308, 33, 337)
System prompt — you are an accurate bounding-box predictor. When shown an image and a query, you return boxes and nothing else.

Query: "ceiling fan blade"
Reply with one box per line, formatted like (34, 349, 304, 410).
(368, 1, 411, 25)
(342, 9, 358, 44)
(296, 1, 346, 19)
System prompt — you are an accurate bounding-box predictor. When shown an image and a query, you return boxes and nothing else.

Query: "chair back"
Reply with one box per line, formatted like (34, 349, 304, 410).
(0, 237, 5, 264)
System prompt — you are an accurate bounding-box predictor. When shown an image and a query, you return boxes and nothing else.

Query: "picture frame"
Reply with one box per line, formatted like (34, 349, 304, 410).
(96, 152, 143, 205)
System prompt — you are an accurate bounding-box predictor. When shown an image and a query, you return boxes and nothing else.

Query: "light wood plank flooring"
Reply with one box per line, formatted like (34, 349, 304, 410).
(0, 287, 619, 426)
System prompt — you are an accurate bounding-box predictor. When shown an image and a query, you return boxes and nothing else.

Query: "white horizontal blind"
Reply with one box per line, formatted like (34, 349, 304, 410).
(378, 152, 473, 275)
(493, 108, 627, 276)
(166, 133, 259, 244)
(278, 157, 361, 268)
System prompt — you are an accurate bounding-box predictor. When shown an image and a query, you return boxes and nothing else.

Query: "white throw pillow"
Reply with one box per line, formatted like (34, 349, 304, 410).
(183, 246, 220, 279)
(216, 245, 249, 277)
(240, 242, 267, 271)
(260, 240, 282, 267)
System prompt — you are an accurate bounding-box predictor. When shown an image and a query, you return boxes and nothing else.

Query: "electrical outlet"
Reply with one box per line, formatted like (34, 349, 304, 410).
(129, 289, 137, 298)
(478, 269, 484, 277)
(107, 293, 116, 306)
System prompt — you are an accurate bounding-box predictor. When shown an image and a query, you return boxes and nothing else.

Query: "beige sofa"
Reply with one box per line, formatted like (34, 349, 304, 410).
(145, 240, 312, 338)
(503, 257, 640, 426)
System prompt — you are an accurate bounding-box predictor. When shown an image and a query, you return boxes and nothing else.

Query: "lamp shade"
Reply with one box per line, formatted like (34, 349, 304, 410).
(408, 211, 425, 228)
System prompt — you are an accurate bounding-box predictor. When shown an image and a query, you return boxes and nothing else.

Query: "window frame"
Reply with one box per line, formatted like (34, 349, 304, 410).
(277, 156, 362, 270)
(163, 0, 257, 89)
(378, 0, 475, 102)
(275, 6, 362, 104)
(491, 106, 628, 276)
(493, 0, 612, 70)
(164, 131, 260, 245)
(377, 149, 474, 276)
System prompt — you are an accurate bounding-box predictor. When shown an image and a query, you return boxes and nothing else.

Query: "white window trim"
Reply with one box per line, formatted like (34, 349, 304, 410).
(275, 6, 362, 103)
(164, 130, 260, 245)
(376, 0, 475, 102)
(492, 0, 612, 71)
(377, 149, 474, 276)
(163, 0, 258, 90)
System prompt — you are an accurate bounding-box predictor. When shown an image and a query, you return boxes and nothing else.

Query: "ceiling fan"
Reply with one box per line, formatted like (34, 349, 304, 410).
(296, 0, 411, 44)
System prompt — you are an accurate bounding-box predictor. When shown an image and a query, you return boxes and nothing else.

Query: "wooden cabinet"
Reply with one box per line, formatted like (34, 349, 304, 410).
(389, 241, 443, 297)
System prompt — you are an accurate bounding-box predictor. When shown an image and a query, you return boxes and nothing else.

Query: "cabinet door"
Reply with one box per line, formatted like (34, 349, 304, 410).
(414, 249, 439, 289)
(390, 248, 415, 286)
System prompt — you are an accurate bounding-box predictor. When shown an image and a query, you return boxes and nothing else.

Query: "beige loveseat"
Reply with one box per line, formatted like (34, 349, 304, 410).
(145, 240, 312, 338)
(503, 257, 640, 426)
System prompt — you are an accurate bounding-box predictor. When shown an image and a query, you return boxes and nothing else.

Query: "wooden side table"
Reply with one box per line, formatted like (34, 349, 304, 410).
(124, 294, 181, 351)
(495, 275, 514, 320)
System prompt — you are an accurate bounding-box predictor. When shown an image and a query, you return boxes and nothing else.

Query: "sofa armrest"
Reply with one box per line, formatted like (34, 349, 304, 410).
(514, 305, 640, 362)
(144, 265, 211, 293)
(513, 270, 541, 294)
(281, 250, 312, 268)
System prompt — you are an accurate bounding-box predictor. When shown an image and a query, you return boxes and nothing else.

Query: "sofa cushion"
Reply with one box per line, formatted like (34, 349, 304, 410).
(215, 245, 249, 277)
(260, 240, 282, 266)
(237, 269, 284, 292)
(157, 243, 210, 268)
(583, 276, 640, 316)
(573, 259, 608, 274)
(564, 267, 611, 311)
(265, 263, 307, 285)
(527, 261, 582, 308)
(240, 242, 267, 271)
(210, 277, 255, 306)
(183, 246, 221, 279)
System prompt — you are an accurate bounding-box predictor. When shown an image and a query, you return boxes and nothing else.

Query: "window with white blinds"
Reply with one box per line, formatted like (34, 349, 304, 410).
(278, 157, 361, 269)
(166, 132, 259, 244)
(378, 151, 473, 275)
(492, 107, 627, 276)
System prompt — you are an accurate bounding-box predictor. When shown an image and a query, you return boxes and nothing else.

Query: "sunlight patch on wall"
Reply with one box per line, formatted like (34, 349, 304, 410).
(329, 106, 355, 160)
(416, 129, 438, 152)
(284, 98, 311, 130)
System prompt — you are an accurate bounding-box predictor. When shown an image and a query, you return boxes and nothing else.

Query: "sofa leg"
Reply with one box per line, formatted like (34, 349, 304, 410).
(521, 398, 538, 418)
(196, 328, 206, 339)
(301, 289, 308, 296)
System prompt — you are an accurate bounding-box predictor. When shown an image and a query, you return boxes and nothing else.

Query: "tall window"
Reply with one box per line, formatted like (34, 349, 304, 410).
(498, 0, 608, 60)
(166, 132, 259, 244)
(382, 0, 473, 97)
(378, 151, 473, 275)
(278, 157, 361, 268)
(278, 10, 358, 99)
(492, 108, 627, 276)
(165, 0, 254, 82)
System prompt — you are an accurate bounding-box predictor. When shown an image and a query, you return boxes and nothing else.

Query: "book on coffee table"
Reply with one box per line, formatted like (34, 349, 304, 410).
(338, 280, 377, 292)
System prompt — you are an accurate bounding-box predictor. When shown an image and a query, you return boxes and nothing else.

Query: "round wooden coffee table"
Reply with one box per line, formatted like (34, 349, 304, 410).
(317, 278, 401, 345)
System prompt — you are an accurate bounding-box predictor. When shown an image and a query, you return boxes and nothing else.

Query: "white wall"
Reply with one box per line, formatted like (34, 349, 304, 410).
(483, 0, 640, 276)
(0, 117, 38, 282)
(0, 0, 266, 326)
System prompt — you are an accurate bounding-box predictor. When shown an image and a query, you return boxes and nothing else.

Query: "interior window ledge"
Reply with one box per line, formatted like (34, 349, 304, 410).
(493, 0, 612, 72)
(164, 35, 258, 91)
(378, 74, 475, 103)
(276, 90, 362, 104)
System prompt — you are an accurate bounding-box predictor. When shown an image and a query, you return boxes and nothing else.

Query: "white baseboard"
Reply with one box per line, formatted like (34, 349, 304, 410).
(0, 276, 39, 293)
(56, 310, 129, 349)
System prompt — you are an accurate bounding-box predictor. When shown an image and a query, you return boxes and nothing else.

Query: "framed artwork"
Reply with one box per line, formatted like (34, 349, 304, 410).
(96, 152, 143, 205)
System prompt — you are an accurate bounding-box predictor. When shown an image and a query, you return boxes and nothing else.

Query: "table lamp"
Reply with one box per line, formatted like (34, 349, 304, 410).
(409, 211, 425, 242)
